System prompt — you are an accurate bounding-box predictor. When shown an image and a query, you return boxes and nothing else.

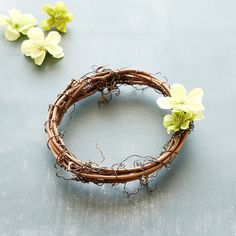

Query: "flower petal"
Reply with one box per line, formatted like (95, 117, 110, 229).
(163, 114, 174, 127)
(167, 125, 179, 133)
(46, 31, 61, 44)
(53, 50, 64, 58)
(183, 111, 193, 121)
(181, 120, 190, 130)
(193, 111, 204, 121)
(174, 104, 191, 112)
(30, 47, 44, 59)
(156, 97, 175, 109)
(187, 88, 204, 102)
(41, 18, 54, 31)
(63, 13, 73, 22)
(55, 22, 67, 33)
(190, 103, 205, 112)
(43, 4, 55, 16)
(0, 15, 10, 25)
(185, 88, 204, 112)
(55, 2, 67, 13)
(27, 27, 44, 41)
(21, 40, 34, 56)
(45, 44, 64, 58)
(21, 39, 43, 58)
(170, 84, 187, 100)
(18, 14, 37, 34)
(34, 51, 46, 65)
(4, 27, 20, 41)
(8, 9, 22, 22)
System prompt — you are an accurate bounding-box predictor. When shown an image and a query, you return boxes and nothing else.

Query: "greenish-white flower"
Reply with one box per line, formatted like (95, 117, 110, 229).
(163, 110, 203, 134)
(157, 84, 204, 112)
(21, 27, 64, 66)
(0, 9, 37, 41)
(41, 2, 73, 33)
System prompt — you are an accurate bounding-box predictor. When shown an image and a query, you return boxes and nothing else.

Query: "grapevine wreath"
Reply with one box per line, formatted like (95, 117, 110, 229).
(45, 67, 204, 188)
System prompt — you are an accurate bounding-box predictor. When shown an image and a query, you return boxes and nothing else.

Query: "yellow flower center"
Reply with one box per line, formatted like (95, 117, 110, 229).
(14, 23, 19, 29)
(9, 19, 20, 30)
(55, 14, 63, 22)
(174, 113, 184, 125)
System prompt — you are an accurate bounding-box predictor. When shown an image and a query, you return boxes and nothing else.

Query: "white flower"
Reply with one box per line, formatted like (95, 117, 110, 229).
(157, 83, 204, 112)
(21, 27, 64, 65)
(0, 9, 37, 41)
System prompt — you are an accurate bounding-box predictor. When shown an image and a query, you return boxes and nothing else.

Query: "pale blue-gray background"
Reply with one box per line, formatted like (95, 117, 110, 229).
(0, 0, 236, 235)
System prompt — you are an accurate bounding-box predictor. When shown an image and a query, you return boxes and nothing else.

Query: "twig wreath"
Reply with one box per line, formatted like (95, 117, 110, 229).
(45, 67, 204, 190)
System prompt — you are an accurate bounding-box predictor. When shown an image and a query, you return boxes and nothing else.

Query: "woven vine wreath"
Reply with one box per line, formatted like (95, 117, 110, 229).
(45, 67, 204, 186)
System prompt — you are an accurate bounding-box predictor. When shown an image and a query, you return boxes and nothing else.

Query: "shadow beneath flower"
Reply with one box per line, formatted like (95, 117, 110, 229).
(14, 35, 28, 45)
(23, 53, 62, 70)
(39, 54, 61, 68)
(0, 34, 27, 49)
